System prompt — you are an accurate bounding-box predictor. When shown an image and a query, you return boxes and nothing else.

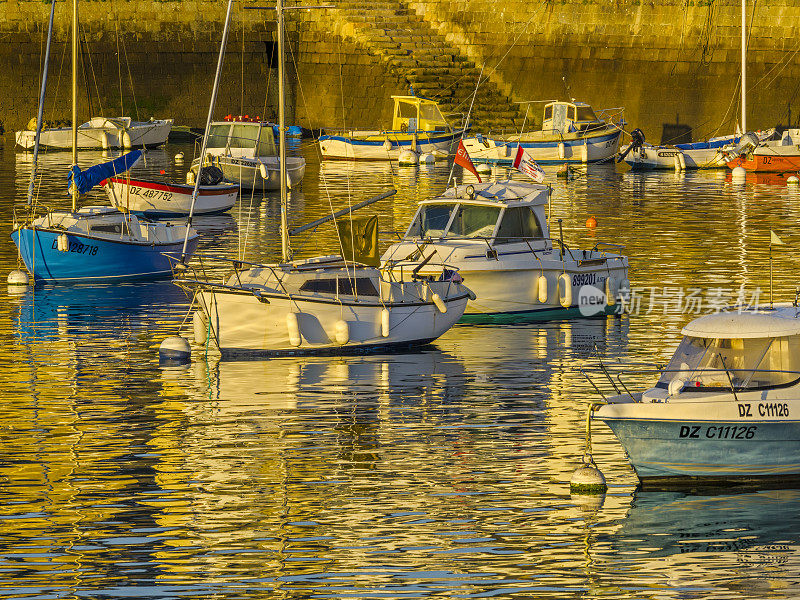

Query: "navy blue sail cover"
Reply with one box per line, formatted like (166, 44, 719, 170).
(67, 149, 142, 194)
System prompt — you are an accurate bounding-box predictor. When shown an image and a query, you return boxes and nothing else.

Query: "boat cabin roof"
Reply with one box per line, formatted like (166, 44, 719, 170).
(423, 180, 549, 208)
(681, 305, 800, 339)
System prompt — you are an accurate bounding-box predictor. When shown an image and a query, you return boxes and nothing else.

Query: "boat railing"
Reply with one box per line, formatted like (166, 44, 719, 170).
(582, 365, 800, 404)
(590, 241, 626, 256)
(381, 257, 463, 283)
(382, 234, 584, 263)
(171, 252, 292, 296)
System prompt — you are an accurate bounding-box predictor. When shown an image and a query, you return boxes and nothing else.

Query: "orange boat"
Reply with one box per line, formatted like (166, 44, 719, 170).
(727, 154, 800, 172)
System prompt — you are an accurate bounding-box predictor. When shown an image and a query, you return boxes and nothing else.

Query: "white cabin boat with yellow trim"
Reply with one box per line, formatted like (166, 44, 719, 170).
(318, 95, 467, 161)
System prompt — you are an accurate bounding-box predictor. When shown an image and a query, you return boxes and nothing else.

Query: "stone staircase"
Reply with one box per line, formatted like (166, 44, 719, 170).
(317, 0, 525, 133)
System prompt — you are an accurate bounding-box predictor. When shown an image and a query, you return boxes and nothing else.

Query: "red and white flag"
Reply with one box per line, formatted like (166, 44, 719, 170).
(454, 140, 482, 183)
(512, 144, 545, 183)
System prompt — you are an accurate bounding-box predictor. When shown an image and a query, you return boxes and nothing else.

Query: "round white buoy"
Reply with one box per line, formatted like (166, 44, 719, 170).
(788, 175, 799, 185)
(398, 149, 418, 166)
(570, 459, 607, 494)
(731, 166, 747, 179)
(175, 152, 185, 162)
(7, 270, 29, 286)
(476, 162, 492, 174)
(159, 336, 191, 363)
(419, 152, 436, 164)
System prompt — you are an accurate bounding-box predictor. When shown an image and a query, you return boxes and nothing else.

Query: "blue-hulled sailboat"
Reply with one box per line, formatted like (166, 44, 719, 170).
(10, 0, 198, 284)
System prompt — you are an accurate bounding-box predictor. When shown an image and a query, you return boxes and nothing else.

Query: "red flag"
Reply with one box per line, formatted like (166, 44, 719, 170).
(512, 144, 545, 183)
(455, 140, 482, 183)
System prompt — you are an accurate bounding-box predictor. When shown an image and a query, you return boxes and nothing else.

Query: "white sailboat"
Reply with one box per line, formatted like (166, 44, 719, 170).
(169, 0, 472, 357)
(9, 0, 198, 284)
(15, 116, 172, 151)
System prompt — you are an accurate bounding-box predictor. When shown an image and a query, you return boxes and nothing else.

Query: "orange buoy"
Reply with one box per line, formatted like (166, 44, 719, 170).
(586, 216, 598, 229)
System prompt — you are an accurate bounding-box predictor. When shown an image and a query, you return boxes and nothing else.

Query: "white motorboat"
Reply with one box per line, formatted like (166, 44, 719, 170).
(621, 129, 775, 170)
(16, 116, 172, 150)
(381, 180, 629, 323)
(461, 101, 624, 164)
(318, 95, 468, 161)
(171, 0, 472, 357)
(725, 128, 800, 172)
(104, 175, 238, 217)
(592, 304, 800, 487)
(190, 119, 305, 190)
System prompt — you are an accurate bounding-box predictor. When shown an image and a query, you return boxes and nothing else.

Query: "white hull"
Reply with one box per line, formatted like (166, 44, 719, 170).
(319, 131, 463, 161)
(194, 280, 469, 355)
(195, 155, 306, 190)
(104, 178, 238, 216)
(462, 129, 621, 164)
(622, 144, 728, 170)
(16, 117, 172, 150)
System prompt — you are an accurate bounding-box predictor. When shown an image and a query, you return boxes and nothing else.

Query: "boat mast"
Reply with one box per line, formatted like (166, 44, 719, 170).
(180, 0, 234, 263)
(71, 0, 78, 211)
(277, 0, 290, 263)
(741, 0, 746, 132)
(27, 0, 56, 207)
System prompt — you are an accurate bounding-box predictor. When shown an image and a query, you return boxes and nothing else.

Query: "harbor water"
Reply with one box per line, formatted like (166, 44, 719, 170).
(1, 139, 800, 598)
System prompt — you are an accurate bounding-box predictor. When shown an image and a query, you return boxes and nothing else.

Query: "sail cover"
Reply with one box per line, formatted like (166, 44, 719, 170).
(67, 149, 142, 194)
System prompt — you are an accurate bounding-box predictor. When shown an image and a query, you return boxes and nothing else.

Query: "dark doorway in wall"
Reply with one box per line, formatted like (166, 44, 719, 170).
(264, 40, 278, 68)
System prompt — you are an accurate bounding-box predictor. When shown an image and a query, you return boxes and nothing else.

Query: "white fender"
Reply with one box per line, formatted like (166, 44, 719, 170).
(57, 233, 69, 252)
(558, 142, 565, 160)
(605, 276, 617, 306)
(334, 319, 350, 345)
(618, 278, 631, 301)
(431, 293, 447, 313)
(581, 141, 588, 163)
(286, 312, 301, 347)
(381, 308, 390, 337)
(383, 139, 392, 152)
(678, 152, 686, 170)
(121, 130, 132, 149)
(536, 274, 548, 304)
(193, 310, 208, 344)
(558, 273, 572, 308)
(186, 170, 195, 185)
(259, 162, 268, 179)
(101, 131, 110, 150)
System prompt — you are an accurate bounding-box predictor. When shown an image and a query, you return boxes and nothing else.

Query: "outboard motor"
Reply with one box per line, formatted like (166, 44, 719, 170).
(617, 128, 645, 162)
(729, 131, 760, 157)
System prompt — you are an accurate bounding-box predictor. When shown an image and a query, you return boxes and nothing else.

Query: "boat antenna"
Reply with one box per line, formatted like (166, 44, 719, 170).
(446, 63, 484, 190)
(180, 0, 234, 264)
(27, 0, 56, 207)
(70, 0, 78, 212)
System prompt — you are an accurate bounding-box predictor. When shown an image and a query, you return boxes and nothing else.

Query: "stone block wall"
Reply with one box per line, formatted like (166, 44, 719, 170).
(1, 0, 799, 142)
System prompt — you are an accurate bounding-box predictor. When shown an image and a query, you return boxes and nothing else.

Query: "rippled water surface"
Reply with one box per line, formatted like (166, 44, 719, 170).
(1, 138, 800, 598)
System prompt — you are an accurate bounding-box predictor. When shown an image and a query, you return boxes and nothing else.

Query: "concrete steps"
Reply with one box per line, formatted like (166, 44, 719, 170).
(318, 0, 523, 132)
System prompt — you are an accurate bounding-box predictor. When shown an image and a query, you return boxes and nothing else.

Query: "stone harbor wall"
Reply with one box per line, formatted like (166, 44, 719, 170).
(1, 0, 799, 143)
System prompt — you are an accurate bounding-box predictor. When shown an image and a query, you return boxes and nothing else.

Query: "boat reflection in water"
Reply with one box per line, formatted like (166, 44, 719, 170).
(603, 489, 800, 593)
(14, 281, 188, 341)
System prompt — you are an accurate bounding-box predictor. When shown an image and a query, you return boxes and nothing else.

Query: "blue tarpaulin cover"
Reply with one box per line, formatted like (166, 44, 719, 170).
(67, 149, 142, 195)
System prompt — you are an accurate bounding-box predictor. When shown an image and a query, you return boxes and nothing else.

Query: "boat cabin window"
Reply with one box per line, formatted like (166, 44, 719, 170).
(407, 203, 456, 238)
(419, 103, 450, 132)
(300, 277, 378, 297)
(568, 106, 577, 121)
(90, 223, 123, 234)
(447, 204, 501, 238)
(494, 207, 544, 243)
(659, 335, 800, 390)
(544, 105, 552, 120)
(575, 105, 599, 122)
(229, 123, 259, 149)
(207, 124, 231, 148)
(255, 129, 277, 156)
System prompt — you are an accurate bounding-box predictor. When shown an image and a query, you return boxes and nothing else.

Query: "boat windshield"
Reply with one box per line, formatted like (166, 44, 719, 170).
(406, 203, 501, 239)
(407, 203, 456, 238)
(658, 335, 800, 390)
(229, 123, 260, 149)
(446, 204, 501, 238)
(575, 105, 599, 122)
(207, 124, 231, 149)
